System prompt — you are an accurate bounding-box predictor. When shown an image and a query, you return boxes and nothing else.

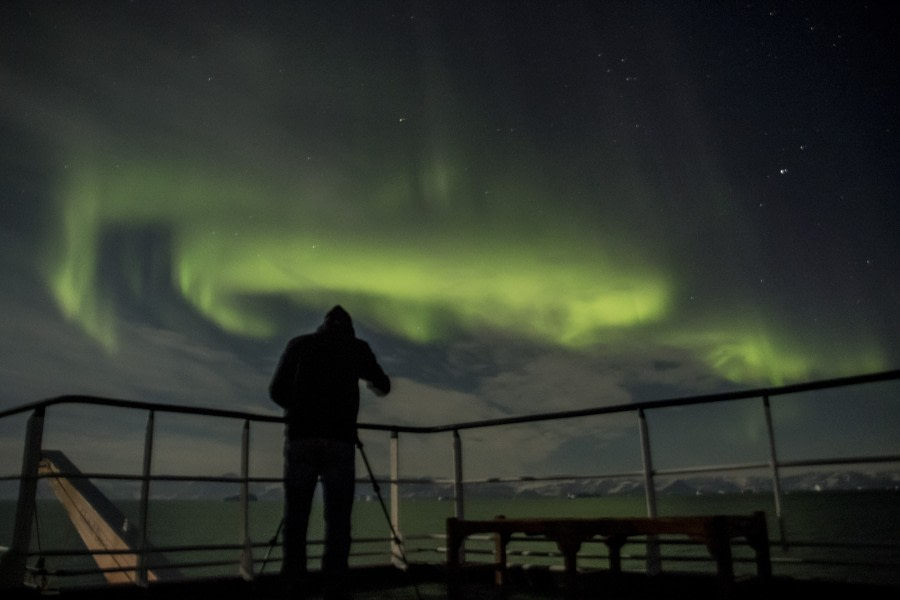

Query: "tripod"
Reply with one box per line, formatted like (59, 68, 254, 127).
(261, 439, 422, 599)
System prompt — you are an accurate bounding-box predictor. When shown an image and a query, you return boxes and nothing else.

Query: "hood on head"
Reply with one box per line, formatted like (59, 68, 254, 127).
(320, 305, 355, 335)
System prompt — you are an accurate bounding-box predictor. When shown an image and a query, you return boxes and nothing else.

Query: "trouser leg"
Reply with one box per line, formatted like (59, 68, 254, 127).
(321, 441, 355, 592)
(282, 441, 319, 589)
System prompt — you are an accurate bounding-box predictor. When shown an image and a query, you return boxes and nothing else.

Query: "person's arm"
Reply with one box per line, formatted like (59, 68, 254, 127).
(359, 341, 390, 396)
(269, 340, 300, 408)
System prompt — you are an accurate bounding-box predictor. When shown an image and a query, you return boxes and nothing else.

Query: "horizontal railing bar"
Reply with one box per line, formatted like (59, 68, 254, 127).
(465, 471, 646, 484)
(14, 463, 866, 487)
(30, 544, 248, 557)
(42, 559, 242, 578)
(779, 455, 900, 468)
(590, 555, 897, 570)
(450, 453, 900, 485)
(23, 472, 284, 484)
(434, 533, 900, 551)
(16, 453, 894, 487)
(441, 454, 887, 495)
(779, 541, 900, 550)
(7, 455, 897, 486)
(2, 369, 897, 435)
(766, 558, 900, 569)
(9, 452, 896, 495)
(653, 455, 900, 477)
(30, 548, 403, 580)
(446, 548, 900, 567)
(29, 541, 312, 559)
(0, 395, 285, 423)
(379, 368, 900, 434)
(652, 462, 769, 476)
(27, 536, 399, 560)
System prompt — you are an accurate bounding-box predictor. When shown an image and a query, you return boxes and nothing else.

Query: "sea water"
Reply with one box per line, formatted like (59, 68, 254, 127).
(1, 491, 898, 589)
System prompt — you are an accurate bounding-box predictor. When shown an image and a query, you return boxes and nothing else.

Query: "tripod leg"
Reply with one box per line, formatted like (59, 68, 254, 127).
(356, 439, 423, 600)
(260, 516, 284, 574)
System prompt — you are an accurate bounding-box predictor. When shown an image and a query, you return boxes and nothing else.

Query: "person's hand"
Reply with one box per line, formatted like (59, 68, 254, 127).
(366, 382, 388, 397)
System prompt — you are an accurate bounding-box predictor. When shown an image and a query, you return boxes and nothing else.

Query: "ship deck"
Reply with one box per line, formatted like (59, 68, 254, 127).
(3, 373, 899, 598)
(6, 565, 900, 600)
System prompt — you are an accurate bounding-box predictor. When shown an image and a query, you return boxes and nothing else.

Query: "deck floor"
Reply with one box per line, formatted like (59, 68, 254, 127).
(7, 565, 900, 599)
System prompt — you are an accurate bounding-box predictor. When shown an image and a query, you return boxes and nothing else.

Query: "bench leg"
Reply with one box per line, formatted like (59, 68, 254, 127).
(606, 535, 626, 575)
(555, 539, 582, 600)
(705, 517, 737, 598)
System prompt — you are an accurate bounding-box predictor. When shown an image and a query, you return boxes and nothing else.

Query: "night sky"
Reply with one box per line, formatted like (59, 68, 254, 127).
(1, 1, 898, 481)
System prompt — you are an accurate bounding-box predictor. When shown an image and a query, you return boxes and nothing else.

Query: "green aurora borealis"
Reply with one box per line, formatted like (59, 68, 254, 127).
(44, 145, 886, 386)
(47, 156, 671, 344)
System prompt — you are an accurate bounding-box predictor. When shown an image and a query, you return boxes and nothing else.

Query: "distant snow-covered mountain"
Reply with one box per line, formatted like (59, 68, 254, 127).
(18, 468, 899, 501)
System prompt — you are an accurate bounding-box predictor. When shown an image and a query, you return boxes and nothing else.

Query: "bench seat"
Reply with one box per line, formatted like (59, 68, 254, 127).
(446, 512, 771, 598)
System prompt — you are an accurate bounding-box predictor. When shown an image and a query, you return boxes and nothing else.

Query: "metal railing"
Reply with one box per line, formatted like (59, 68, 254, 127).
(1, 369, 898, 590)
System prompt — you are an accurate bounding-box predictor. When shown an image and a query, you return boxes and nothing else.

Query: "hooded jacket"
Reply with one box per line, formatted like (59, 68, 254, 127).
(269, 306, 391, 442)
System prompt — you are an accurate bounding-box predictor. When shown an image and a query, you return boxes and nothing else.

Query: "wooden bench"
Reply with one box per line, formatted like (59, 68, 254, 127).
(446, 512, 771, 597)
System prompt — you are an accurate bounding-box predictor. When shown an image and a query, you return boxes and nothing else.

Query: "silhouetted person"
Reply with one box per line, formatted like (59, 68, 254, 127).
(269, 305, 390, 599)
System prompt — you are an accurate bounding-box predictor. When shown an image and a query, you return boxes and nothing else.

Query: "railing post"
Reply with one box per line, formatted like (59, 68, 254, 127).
(452, 429, 465, 564)
(136, 410, 154, 587)
(389, 431, 403, 568)
(763, 395, 788, 548)
(0, 406, 45, 589)
(240, 419, 254, 580)
(638, 408, 661, 575)
(452, 430, 464, 520)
